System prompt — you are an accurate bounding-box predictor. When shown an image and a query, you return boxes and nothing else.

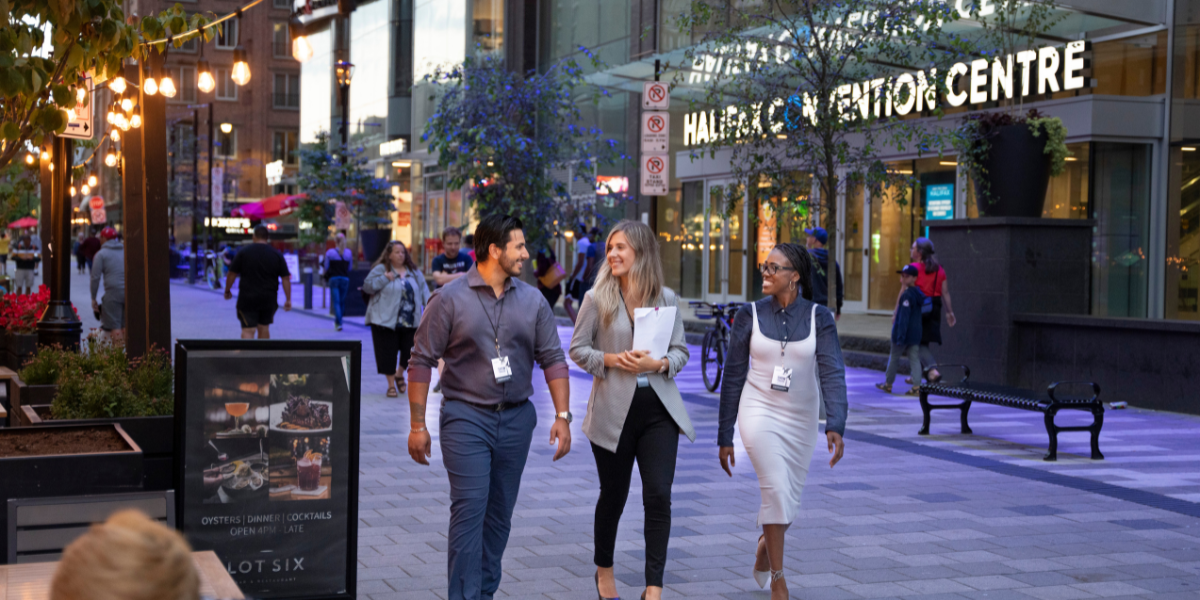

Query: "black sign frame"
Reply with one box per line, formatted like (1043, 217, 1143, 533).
(173, 340, 361, 600)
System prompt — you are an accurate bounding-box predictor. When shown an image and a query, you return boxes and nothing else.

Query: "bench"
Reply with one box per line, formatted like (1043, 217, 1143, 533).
(918, 365, 1104, 462)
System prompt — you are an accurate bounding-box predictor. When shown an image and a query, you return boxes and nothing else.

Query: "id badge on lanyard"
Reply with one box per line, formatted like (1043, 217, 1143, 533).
(771, 366, 792, 392)
(491, 356, 513, 383)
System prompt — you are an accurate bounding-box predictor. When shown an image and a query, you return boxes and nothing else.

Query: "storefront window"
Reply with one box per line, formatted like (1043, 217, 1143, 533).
(658, 186, 683, 293)
(1044, 143, 1090, 218)
(843, 183, 864, 303)
(1091, 143, 1151, 318)
(1167, 147, 1200, 320)
(868, 162, 918, 311)
(473, 0, 504, 55)
(679, 181, 704, 298)
(1093, 32, 1168, 97)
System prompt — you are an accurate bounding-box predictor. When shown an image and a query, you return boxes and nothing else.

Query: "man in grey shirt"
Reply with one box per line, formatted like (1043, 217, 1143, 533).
(90, 227, 126, 344)
(407, 213, 572, 600)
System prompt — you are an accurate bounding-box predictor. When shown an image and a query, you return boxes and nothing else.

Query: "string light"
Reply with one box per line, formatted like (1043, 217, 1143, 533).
(76, 86, 87, 105)
(40, 150, 49, 161)
(25, 154, 34, 165)
(121, 98, 133, 113)
(293, 35, 313, 62)
(104, 149, 118, 167)
(81, 184, 90, 195)
(111, 129, 120, 142)
(130, 107, 143, 129)
(109, 76, 127, 94)
(231, 47, 251, 86)
(144, 74, 158, 96)
(87, 171, 98, 187)
(70, 185, 77, 196)
(159, 72, 177, 98)
(197, 60, 215, 94)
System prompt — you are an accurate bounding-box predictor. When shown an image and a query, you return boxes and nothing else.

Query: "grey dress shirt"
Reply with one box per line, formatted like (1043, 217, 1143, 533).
(408, 265, 569, 404)
(569, 287, 696, 453)
(717, 296, 848, 447)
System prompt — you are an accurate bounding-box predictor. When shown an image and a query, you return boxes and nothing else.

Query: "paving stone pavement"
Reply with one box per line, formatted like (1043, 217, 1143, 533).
(82, 277, 1200, 599)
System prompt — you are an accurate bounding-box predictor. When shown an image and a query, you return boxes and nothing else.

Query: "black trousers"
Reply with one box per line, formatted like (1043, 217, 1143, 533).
(371, 324, 416, 375)
(591, 386, 679, 588)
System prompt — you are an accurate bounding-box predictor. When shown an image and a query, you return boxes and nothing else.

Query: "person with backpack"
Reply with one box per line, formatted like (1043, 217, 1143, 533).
(908, 237, 956, 383)
(324, 233, 352, 331)
(805, 227, 843, 319)
(877, 265, 924, 395)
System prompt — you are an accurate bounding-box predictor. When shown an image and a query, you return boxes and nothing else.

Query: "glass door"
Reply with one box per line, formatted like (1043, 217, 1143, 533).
(705, 179, 748, 303)
(841, 181, 868, 313)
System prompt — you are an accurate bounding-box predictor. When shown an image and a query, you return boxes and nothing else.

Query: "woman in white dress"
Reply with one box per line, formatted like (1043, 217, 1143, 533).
(718, 242, 848, 600)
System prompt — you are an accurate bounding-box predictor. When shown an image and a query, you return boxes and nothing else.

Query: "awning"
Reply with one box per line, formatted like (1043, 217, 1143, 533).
(231, 194, 307, 219)
(7, 217, 38, 229)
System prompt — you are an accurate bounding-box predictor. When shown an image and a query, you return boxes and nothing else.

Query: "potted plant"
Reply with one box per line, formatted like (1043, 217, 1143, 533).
(0, 286, 50, 370)
(952, 109, 1070, 218)
(0, 423, 144, 560)
(13, 337, 175, 490)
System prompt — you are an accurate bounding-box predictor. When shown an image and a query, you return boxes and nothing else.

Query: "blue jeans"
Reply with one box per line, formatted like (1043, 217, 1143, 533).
(439, 398, 535, 600)
(328, 276, 349, 326)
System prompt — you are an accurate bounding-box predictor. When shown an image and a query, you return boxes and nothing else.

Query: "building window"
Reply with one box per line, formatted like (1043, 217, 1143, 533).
(273, 0, 292, 8)
(216, 19, 239, 49)
(178, 66, 197, 103)
(272, 23, 291, 58)
(1093, 32, 1168, 97)
(216, 128, 237, 159)
(273, 131, 299, 166)
(178, 35, 198, 53)
(1090, 143, 1151, 318)
(216, 68, 238, 100)
(273, 73, 300, 108)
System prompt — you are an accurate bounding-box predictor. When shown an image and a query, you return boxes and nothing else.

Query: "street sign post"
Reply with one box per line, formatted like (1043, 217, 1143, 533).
(640, 154, 669, 196)
(642, 81, 670, 110)
(60, 75, 94, 140)
(640, 111, 669, 153)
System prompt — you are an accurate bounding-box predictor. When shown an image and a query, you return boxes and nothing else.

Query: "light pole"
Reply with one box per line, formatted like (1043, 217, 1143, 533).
(335, 61, 354, 148)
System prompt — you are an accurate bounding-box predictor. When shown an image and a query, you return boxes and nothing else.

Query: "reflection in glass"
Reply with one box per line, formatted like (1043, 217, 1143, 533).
(680, 182, 704, 298)
(1091, 143, 1150, 318)
(473, 0, 504, 55)
(1168, 147, 1200, 320)
(658, 187, 683, 293)
(843, 184, 864, 303)
(869, 166, 917, 311)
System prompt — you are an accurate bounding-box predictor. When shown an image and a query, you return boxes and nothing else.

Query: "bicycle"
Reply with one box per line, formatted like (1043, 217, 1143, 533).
(689, 301, 744, 392)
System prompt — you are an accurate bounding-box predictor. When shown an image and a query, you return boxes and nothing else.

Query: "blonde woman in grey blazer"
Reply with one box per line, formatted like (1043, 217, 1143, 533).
(569, 220, 694, 600)
(364, 240, 430, 397)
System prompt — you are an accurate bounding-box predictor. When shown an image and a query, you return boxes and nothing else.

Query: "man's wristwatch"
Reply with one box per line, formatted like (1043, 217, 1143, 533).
(556, 411, 572, 423)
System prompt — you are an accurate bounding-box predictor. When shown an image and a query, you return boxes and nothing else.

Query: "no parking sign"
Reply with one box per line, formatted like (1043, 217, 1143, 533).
(640, 154, 669, 196)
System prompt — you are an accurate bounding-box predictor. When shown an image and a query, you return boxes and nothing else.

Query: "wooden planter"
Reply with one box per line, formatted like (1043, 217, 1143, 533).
(18, 407, 173, 491)
(10, 379, 58, 427)
(5, 331, 37, 372)
(0, 423, 144, 562)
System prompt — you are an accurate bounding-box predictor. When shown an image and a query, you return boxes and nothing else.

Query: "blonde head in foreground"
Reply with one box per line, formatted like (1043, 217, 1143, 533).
(50, 509, 200, 600)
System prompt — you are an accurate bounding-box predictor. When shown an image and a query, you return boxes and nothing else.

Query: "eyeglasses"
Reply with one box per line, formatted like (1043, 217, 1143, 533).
(759, 263, 795, 276)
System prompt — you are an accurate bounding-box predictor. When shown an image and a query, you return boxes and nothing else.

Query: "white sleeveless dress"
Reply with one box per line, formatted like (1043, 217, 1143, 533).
(738, 303, 821, 526)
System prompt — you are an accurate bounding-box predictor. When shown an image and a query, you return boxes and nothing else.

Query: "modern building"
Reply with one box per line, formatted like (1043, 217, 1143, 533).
(142, 0, 302, 243)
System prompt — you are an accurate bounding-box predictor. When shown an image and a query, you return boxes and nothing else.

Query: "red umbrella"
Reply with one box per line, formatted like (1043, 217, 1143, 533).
(7, 217, 38, 229)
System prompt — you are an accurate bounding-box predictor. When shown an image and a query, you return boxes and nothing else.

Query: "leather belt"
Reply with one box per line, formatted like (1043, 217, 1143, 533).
(450, 398, 529, 412)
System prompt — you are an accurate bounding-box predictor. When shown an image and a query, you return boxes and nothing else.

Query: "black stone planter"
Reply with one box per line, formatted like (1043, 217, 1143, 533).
(971, 124, 1052, 218)
(18, 408, 173, 491)
(5, 331, 37, 371)
(0, 423, 144, 563)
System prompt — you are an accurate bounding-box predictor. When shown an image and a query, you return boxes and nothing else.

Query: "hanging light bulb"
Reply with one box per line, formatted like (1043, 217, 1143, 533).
(197, 60, 216, 94)
(292, 35, 313, 62)
(81, 184, 90, 195)
(106, 102, 117, 124)
(70, 185, 77, 196)
(25, 154, 34, 165)
(76, 86, 87, 105)
(130, 108, 142, 129)
(40, 150, 50, 161)
(144, 76, 158, 96)
(65, 107, 77, 121)
(87, 171, 98, 187)
(105, 149, 118, 167)
(115, 113, 129, 131)
(109, 76, 127, 94)
(159, 72, 177, 98)
(121, 97, 133, 113)
(110, 129, 120, 142)
(231, 47, 251, 86)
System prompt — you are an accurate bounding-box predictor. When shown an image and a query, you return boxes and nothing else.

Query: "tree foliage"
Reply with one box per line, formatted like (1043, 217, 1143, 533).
(295, 131, 396, 245)
(421, 52, 627, 249)
(0, 0, 215, 170)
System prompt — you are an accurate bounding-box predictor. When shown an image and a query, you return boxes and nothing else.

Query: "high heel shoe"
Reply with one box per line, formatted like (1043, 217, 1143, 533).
(595, 572, 620, 600)
(752, 534, 771, 588)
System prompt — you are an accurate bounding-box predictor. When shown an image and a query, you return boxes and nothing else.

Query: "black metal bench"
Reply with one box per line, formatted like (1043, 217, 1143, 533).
(918, 365, 1104, 462)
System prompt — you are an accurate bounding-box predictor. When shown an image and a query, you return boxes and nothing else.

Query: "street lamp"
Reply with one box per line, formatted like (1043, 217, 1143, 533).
(335, 60, 354, 147)
(220, 122, 233, 135)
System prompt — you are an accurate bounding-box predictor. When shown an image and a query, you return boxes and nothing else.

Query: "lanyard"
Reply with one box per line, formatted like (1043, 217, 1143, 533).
(475, 288, 507, 356)
(771, 301, 803, 357)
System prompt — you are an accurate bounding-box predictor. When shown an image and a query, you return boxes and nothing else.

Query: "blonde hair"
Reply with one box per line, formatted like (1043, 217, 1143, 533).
(591, 220, 664, 327)
(50, 510, 200, 600)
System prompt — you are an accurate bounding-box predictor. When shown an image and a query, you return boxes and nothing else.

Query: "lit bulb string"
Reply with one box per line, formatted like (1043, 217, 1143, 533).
(140, 0, 262, 48)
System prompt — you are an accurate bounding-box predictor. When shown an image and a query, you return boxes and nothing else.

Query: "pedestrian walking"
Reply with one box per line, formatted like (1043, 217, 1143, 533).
(406, 213, 572, 600)
(12, 235, 38, 295)
(74, 232, 86, 274)
(0, 231, 9, 276)
(90, 227, 126, 344)
(805, 227, 843, 320)
(908, 237, 956, 383)
(568, 220, 694, 600)
(563, 224, 591, 322)
(431, 227, 473, 288)
(80, 229, 102, 272)
(535, 247, 565, 308)
(717, 242, 847, 600)
(365, 241, 430, 398)
(224, 225, 291, 339)
(324, 233, 352, 331)
(877, 265, 924, 395)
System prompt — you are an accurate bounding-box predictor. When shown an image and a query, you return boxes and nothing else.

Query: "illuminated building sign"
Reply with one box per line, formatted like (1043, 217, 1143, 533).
(683, 41, 1092, 147)
(205, 216, 253, 234)
(379, 138, 407, 157)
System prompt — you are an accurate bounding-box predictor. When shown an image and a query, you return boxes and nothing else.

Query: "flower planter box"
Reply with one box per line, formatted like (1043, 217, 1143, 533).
(18, 406, 173, 491)
(0, 423, 144, 563)
(5, 331, 37, 372)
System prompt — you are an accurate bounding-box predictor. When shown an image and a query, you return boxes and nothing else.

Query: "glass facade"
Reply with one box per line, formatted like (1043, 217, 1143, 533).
(349, 0, 390, 149)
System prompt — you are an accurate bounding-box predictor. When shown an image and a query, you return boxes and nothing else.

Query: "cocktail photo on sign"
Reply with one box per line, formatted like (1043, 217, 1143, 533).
(175, 341, 361, 600)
